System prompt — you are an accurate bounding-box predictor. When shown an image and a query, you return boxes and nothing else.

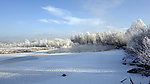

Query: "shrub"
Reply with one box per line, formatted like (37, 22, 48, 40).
(126, 29, 150, 65)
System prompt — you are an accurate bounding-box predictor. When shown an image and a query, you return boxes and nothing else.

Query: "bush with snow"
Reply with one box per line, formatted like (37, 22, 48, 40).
(125, 19, 150, 65)
(126, 29, 150, 65)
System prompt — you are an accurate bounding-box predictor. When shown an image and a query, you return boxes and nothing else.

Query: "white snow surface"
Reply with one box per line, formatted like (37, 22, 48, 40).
(0, 49, 149, 84)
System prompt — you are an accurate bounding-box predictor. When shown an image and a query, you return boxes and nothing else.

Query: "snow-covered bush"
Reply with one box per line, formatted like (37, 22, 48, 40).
(125, 19, 150, 65)
(126, 28, 150, 65)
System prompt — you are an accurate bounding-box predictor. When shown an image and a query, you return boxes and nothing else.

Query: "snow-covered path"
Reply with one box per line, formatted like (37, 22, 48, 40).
(0, 50, 149, 84)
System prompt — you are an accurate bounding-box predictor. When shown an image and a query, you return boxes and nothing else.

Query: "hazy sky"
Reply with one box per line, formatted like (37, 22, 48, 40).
(0, 0, 150, 42)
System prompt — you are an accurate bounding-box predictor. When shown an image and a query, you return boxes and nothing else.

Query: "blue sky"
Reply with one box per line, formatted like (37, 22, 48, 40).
(0, 0, 150, 42)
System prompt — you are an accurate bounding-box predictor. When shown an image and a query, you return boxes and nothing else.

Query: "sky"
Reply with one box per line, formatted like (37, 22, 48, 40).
(0, 0, 150, 42)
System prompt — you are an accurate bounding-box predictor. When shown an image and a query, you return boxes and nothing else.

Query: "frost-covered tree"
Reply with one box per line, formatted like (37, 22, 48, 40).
(84, 32, 91, 44)
(24, 39, 31, 47)
(71, 35, 75, 43)
(77, 33, 85, 44)
(90, 34, 96, 44)
(96, 32, 102, 44)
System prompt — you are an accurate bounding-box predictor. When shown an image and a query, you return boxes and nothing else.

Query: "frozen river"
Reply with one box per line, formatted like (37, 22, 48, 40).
(0, 49, 148, 84)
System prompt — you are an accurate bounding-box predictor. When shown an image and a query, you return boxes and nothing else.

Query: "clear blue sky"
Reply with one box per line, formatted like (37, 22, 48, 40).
(0, 0, 150, 42)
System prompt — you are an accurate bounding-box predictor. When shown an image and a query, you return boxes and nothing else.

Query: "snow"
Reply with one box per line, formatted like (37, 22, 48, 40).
(0, 49, 149, 84)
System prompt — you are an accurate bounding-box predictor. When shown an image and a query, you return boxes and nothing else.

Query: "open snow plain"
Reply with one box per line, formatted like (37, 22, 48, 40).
(0, 49, 149, 84)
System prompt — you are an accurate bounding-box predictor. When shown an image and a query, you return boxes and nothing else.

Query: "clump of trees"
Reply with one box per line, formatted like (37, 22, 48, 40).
(2, 38, 74, 49)
(0, 38, 74, 54)
(18, 38, 74, 48)
(71, 31, 126, 47)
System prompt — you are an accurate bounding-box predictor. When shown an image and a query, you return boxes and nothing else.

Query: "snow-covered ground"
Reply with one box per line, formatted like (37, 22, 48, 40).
(0, 49, 149, 84)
